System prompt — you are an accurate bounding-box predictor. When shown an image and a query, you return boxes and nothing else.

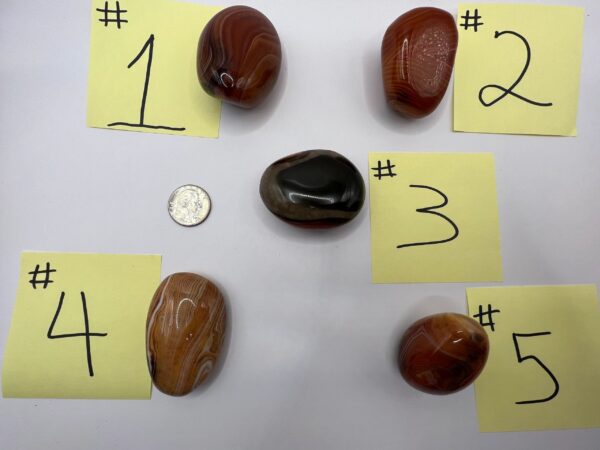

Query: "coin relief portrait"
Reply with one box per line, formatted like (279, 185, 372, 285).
(168, 185, 212, 227)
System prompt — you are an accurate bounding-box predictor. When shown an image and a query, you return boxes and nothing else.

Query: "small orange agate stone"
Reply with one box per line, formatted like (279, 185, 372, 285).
(398, 313, 489, 394)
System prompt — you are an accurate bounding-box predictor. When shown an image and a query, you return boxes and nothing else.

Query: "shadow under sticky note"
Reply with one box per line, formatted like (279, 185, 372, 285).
(87, 0, 222, 138)
(454, 4, 584, 136)
(467, 285, 600, 431)
(2, 252, 161, 399)
(369, 152, 502, 283)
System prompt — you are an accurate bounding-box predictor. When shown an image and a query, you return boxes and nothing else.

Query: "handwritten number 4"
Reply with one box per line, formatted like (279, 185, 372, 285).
(512, 332, 559, 404)
(47, 292, 108, 377)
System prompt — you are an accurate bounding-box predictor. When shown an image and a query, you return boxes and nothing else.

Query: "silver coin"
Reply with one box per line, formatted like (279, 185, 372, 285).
(168, 184, 211, 227)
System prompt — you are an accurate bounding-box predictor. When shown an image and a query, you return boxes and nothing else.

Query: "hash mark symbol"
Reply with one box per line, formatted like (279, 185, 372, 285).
(371, 160, 397, 180)
(96, 1, 128, 29)
(460, 9, 483, 32)
(28, 262, 56, 290)
(473, 303, 501, 332)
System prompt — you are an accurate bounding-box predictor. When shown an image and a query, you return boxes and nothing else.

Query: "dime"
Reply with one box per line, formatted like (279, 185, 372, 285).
(168, 185, 211, 226)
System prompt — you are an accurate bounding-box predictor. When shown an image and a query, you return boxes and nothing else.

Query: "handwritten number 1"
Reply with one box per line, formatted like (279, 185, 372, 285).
(107, 34, 185, 131)
(47, 292, 108, 377)
(397, 184, 459, 249)
(128, 34, 154, 126)
(512, 332, 560, 404)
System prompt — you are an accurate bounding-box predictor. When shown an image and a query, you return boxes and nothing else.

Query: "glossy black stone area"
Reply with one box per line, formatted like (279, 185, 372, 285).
(259, 150, 365, 228)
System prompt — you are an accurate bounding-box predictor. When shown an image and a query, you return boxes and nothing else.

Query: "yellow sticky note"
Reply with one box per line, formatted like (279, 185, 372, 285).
(369, 152, 502, 283)
(2, 252, 161, 399)
(454, 4, 584, 136)
(467, 285, 600, 431)
(87, 0, 222, 137)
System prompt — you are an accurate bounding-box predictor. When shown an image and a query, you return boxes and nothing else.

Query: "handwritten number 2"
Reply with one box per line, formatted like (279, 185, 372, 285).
(479, 30, 552, 108)
(397, 185, 459, 249)
(107, 34, 185, 132)
(47, 292, 108, 377)
(512, 332, 560, 404)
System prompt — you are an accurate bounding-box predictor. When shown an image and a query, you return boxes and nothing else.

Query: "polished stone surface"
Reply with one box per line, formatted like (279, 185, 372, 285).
(381, 7, 458, 118)
(398, 313, 489, 394)
(146, 273, 226, 396)
(197, 5, 282, 108)
(260, 150, 365, 228)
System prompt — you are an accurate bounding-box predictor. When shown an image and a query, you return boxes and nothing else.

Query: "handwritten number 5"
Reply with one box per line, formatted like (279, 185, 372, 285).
(397, 184, 459, 249)
(512, 332, 560, 404)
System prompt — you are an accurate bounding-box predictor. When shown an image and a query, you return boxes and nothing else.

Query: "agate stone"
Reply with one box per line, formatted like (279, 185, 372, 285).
(381, 7, 458, 118)
(260, 150, 365, 228)
(398, 313, 489, 394)
(146, 273, 227, 396)
(197, 5, 282, 108)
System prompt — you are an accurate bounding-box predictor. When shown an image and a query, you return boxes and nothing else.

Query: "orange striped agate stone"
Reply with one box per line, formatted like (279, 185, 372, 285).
(147, 273, 226, 396)
(197, 5, 282, 108)
(381, 7, 458, 118)
(398, 313, 488, 394)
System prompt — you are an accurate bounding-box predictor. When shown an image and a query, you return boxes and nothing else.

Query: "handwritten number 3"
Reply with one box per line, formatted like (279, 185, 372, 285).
(512, 332, 560, 404)
(397, 185, 459, 249)
(479, 30, 552, 108)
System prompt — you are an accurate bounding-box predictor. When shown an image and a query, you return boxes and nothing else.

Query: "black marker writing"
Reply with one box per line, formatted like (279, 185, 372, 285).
(460, 9, 484, 32)
(47, 291, 108, 377)
(512, 332, 559, 404)
(108, 34, 186, 131)
(96, 1, 128, 29)
(28, 262, 56, 290)
(479, 30, 552, 108)
(473, 304, 501, 332)
(397, 184, 459, 249)
(371, 159, 397, 180)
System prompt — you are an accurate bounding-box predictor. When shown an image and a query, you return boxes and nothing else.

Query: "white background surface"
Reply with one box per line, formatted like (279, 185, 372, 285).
(1, 0, 599, 449)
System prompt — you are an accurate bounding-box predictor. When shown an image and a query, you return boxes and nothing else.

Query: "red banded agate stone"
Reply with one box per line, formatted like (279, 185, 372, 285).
(146, 273, 227, 396)
(197, 6, 282, 108)
(398, 313, 489, 394)
(381, 7, 458, 118)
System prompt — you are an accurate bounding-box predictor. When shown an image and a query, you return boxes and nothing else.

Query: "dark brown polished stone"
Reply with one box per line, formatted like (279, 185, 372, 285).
(381, 7, 458, 118)
(398, 313, 489, 394)
(259, 150, 365, 228)
(147, 273, 227, 396)
(197, 5, 282, 108)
